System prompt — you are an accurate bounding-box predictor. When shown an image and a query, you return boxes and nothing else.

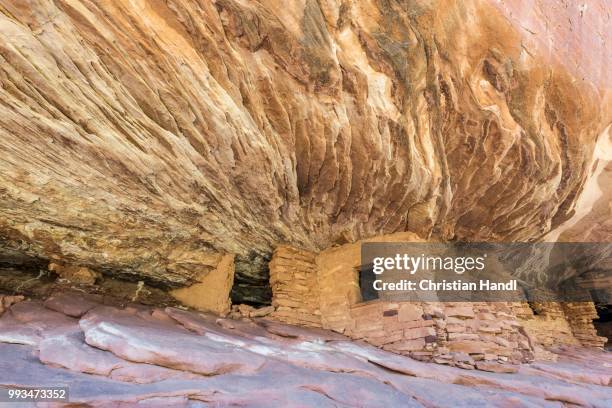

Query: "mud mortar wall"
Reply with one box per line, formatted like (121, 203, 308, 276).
(170, 253, 235, 316)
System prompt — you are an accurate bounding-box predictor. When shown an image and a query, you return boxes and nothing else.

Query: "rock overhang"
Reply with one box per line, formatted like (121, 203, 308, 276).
(0, 0, 610, 288)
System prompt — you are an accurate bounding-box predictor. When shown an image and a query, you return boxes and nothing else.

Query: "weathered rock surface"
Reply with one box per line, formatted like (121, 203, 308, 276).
(0, 0, 610, 285)
(0, 297, 611, 407)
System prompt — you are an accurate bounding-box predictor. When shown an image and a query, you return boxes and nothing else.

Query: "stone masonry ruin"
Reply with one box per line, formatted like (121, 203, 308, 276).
(263, 233, 608, 371)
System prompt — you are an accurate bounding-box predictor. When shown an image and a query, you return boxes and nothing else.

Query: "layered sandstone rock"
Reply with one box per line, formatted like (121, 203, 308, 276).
(0, 0, 610, 288)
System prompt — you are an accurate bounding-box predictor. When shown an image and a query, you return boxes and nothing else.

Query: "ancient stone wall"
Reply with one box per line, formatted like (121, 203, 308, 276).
(269, 240, 536, 370)
(315, 232, 423, 332)
(269, 238, 608, 368)
(268, 246, 322, 327)
(346, 301, 532, 370)
(170, 253, 234, 316)
(562, 302, 607, 348)
(515, 301, 607, 350)
(315, 241, 362, 332)
(517, 302, 579, 348)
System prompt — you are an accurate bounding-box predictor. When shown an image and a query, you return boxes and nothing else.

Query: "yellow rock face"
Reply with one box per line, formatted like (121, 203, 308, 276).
(0, 0, 609, 285)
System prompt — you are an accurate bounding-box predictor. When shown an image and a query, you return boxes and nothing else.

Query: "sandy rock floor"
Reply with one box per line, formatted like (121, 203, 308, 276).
(0, 294, 610, 407)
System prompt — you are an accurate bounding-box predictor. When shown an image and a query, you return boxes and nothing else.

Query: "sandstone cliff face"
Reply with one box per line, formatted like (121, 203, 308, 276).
(0, 0, 610, 286)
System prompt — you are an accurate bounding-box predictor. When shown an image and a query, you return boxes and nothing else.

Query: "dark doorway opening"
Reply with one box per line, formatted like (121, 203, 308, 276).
(594, 304, 611, 350)
(230, 251, 272, 307)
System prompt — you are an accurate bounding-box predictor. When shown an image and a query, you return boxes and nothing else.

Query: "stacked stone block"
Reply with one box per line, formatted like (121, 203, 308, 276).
(562, 302, 607, 348)
(348, 302, 437, 355)
(268, 241, 606, 371)
(517, 302, 579, 347)
(346, 301, 532, 371)
(268, 246, 322, 327)
(315, 242, 362, 333)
